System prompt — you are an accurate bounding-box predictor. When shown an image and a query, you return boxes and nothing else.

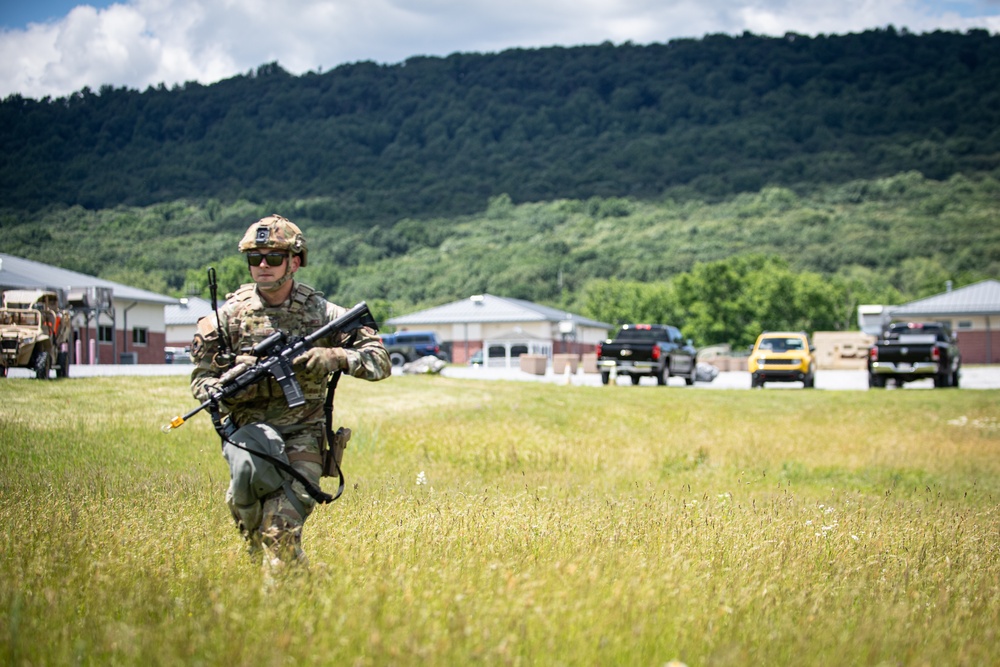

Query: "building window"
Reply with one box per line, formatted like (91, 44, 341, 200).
(98, 325, 114, 343)
(132, 328, 148, 346)
(957, 321, 973, 330)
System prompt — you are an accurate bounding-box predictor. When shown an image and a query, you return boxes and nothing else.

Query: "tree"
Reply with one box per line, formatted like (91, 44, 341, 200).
(670, 255, 850, 348)
(581, 279, 678, 327)
(183, 254, 249, 298)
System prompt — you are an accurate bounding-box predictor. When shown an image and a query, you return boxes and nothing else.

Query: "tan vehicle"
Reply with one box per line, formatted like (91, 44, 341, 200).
(0, 290, 72, 379)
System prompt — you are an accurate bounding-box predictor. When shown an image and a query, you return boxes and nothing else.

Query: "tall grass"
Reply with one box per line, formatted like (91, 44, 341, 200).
(1, 375, 998, 666)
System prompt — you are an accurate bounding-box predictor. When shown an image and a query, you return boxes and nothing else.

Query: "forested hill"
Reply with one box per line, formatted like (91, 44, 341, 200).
(2, 28, 999, 220)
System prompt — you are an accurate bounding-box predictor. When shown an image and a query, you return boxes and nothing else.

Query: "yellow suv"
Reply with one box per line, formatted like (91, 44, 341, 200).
(748, 331, 816, 388)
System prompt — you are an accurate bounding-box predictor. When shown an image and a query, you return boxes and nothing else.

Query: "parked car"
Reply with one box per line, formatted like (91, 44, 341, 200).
(596, 323, 697, 385)
(165, 347, 193, 364)
(380, 330, 445, 367)
(867, 321, 960, 388)
(748, 331, 816, 388)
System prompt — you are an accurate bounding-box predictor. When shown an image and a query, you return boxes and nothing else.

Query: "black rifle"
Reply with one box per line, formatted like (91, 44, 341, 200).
(162, 300, 376, 433)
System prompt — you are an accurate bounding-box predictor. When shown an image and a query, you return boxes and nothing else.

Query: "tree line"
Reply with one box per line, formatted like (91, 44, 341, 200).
(2, 28, 999, 221)
(580, 256, 893, 349)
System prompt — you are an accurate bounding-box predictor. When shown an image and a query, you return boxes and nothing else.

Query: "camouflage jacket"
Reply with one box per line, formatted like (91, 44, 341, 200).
(190, 281, 390, 430)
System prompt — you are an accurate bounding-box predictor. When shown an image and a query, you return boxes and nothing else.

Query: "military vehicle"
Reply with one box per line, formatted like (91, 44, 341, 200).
(0, 290, 72, 379)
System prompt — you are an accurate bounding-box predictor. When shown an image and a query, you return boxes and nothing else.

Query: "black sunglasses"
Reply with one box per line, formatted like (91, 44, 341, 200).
(247, 252, 289, 267)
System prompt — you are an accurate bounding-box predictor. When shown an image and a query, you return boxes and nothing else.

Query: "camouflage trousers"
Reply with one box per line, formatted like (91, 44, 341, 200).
(226, 425, 324, 566)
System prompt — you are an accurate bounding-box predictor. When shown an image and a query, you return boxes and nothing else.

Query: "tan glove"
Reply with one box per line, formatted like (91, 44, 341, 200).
(294, 347, 349, 374)
(194, 377, 223, 402)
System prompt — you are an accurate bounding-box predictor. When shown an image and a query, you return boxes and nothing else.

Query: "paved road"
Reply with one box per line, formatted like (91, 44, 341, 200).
(5, 363, 999, 389)
(440, 365, 1000, 390)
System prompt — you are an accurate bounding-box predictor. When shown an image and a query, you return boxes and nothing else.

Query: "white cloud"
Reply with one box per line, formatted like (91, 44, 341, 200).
(738, 0, 1000, 36)
(0, 0, 997, 99)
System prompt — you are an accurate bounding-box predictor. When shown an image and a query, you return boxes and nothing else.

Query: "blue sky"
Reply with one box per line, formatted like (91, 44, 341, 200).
(1, 0, 997, 99)
(0, 1, 108, 29)
(1, 0, 997, 30)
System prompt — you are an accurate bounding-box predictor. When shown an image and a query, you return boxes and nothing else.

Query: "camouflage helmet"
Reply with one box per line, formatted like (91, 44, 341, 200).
(238, 215, 308, 266)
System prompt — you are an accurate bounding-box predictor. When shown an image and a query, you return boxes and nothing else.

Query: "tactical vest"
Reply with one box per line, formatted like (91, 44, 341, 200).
(224, 282, 329, 401)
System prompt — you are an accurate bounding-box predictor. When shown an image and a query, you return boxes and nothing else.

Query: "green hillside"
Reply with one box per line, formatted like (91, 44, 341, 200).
(2, 29, 998, 347)
(2, 29, 999, 217)
(4, 171, 997, 347)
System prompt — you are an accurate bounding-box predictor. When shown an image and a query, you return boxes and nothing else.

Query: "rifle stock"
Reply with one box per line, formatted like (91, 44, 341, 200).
(162, 301, 376, 433)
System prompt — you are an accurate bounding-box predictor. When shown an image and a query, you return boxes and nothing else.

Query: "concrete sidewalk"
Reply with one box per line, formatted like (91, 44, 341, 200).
(4, 364, 193, 379)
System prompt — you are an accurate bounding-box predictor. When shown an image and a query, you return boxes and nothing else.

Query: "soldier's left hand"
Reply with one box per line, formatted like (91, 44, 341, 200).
(295, 347, 349, 374)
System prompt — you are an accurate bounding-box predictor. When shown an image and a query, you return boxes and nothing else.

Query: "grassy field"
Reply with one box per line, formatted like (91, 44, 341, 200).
(1, 375, 998, 666)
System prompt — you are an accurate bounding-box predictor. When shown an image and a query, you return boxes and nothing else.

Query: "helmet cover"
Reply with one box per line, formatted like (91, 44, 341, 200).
(238, 215, 307, 266)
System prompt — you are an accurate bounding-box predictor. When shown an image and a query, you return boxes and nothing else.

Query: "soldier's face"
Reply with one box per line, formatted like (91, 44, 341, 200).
(249, 251, 299, 284)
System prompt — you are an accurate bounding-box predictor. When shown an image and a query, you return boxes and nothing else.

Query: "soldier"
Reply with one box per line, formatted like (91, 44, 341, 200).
(190, 214, 390, 569)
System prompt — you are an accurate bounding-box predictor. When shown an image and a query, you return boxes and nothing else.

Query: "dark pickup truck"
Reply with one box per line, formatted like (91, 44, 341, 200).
(379, 330, 445, 367)
(596, 324, 697, 386)
(868, 322, 961, 388)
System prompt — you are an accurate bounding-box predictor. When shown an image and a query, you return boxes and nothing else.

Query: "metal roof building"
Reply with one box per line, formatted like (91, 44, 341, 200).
(0, 254, 178, 306)
(890, 279, 1000, 364)
(0, 253, 178, 365)
(164, 296, 214, 348)
(891, 279, 1000, 317)
(387, 293, 611, 367)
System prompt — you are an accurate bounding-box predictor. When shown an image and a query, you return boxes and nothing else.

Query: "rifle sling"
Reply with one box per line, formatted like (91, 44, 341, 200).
(321, 328, 359, 504)
(207, 326, 364, 506)
(324, 369, 345, 502)
(212, 404, 335, 505)
(222, 431, 334, 505)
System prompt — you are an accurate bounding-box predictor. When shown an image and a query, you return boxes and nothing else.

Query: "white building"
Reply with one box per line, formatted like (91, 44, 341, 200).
(0, 253, 177, 364)
(386, 294, 611, 368)
(164, 296, 214, 349)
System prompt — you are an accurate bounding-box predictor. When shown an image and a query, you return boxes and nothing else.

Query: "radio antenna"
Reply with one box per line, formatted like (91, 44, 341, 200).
(207, 267, 231, 359)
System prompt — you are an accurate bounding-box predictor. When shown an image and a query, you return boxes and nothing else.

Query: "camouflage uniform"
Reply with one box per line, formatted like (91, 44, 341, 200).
(190, 215, 390, 566)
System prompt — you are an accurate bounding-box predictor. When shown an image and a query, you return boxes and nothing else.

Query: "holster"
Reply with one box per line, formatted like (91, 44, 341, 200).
(322, 426, 351, 478)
